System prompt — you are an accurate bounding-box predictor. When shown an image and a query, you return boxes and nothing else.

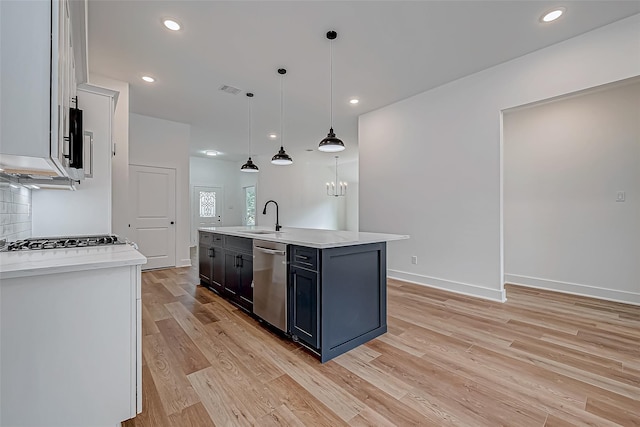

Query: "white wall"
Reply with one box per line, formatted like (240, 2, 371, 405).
(190, 156, 243, 244)
(32, 88, 114, 236)
(250, 151, 357, 231)
(89, 74, 130, 240)
(504, 79, 640, 304)
(359, 15, 640, 302)
(130, 113, 191, 267)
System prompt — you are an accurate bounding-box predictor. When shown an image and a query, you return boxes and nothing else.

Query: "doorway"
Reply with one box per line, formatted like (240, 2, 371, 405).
(192, 185, 224, 244)
(501, 78, 640, 303)
(129, 164, 177, 270)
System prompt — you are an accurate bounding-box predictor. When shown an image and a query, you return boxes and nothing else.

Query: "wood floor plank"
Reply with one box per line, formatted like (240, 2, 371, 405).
(142, 333, 201, 416)
(369, 340, 549, 427)
(155, 317, 210, 375)
(266, 344, 366, 422)
(317, 357, 435, 426)
(585, 396, 640, 426)
(266, 374, 348, 427)
(123, 263, 640, 427)
(347, 406, 398, 427)
(160, 278, 189, 297)
(166, 402, 215, 427)
(332, 351, 410, 399)
(187, 367, 256, 426)
(543, 414, 580, 427)
(140, 302, 160, 336)
(145, 302, 172, 321)
(208, 319, 286, 383)
(254, 404, 306, 427)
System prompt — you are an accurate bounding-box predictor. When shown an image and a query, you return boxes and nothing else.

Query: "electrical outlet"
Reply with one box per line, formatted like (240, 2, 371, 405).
(411, 256, 418, 265)
(616, 191, 626, 202)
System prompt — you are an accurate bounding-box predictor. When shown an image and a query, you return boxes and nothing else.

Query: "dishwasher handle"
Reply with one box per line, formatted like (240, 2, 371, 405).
(254, 246, 286, 256)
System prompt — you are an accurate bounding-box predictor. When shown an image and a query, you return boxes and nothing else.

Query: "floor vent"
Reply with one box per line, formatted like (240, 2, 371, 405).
(219, 85, 242, 95)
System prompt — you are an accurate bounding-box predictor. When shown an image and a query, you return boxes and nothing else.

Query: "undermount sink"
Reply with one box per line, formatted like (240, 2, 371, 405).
(243, 230, 280, 235)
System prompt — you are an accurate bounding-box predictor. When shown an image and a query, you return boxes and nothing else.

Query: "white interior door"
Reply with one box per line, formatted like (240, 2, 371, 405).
(192, 186, 223, 244)
(130, 165, 176, 270)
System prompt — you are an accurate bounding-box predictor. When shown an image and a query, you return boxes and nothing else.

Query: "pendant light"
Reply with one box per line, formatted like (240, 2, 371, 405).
(241, 92, 259, 172)
(326, 156, 347, 197)
(271, 68, 293, 165)
(318, 30, 345, 153)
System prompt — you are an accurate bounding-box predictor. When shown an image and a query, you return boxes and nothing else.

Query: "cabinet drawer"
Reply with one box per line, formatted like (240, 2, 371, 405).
(198, 231, 212, 245)
(224, 235, 252, 254)
(212, 233, 224, 247)
(290, 245, 319, 271)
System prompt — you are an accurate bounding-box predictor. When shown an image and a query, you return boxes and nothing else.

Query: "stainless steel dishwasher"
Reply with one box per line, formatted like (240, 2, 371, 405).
(253, 240, 288, 333)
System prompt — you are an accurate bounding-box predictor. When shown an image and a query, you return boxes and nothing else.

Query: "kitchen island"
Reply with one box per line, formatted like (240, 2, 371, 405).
(0, 244, 146, 426)
(198, 226, 408, 362)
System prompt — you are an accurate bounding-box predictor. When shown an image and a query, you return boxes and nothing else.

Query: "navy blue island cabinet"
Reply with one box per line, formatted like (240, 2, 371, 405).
(289, 242, 387, 362)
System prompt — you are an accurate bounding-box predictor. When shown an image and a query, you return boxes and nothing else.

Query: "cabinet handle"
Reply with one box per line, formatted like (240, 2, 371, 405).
(209, 248, 214, 258)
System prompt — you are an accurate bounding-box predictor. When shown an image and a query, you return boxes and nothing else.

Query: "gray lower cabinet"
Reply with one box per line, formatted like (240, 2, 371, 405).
(289, 265, 319, 349)
(289, 242, 388, 363)
(224, 251, 253, 312)
(198, 236, 212, 285)
(199, 231, 252, 312)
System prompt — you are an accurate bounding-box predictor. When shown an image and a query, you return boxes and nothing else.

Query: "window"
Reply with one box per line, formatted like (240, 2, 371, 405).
(244, 186, 256, 226)
(199, 191, 216, 218)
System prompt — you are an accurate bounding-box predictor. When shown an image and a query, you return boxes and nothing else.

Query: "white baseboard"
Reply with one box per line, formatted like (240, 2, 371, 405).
(177, 258, 192, 268)
(504, 274, 640, 306)
(388, 269, 506, 302)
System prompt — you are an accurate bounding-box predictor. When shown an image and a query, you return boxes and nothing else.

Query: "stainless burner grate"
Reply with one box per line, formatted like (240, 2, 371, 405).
(2, 235, 125, 252)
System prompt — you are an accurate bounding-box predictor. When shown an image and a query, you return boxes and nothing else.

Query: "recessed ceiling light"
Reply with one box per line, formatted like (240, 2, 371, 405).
(142, 76, 155, 83)
(163, 19, 181, 31)
(205, 150, 218, 156)
(269, 133, 277, 139)
(349, 98, 359, 105)
(541, 7, 565, 23)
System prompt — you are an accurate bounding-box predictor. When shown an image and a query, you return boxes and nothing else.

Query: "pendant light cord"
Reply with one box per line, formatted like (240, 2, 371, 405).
(280, 72, 284, 149)
(248, 96, 252, 157)
(329, 38, 333, 129)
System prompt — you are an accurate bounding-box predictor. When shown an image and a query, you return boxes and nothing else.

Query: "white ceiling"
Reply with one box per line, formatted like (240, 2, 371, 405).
(87, 1, 640, 164)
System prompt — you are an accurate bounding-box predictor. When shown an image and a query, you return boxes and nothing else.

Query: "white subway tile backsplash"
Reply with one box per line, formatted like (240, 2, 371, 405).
(0, 175, 31, 241)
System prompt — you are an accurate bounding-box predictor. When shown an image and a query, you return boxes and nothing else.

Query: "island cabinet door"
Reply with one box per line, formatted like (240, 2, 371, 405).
(210, 246, 225, 293)
(198, 232, 213, 285)
(224, 251, 240, 296)
(237, 253, 254, 312)
(198, 243, 212, 285)
(289, 265, 320, 349)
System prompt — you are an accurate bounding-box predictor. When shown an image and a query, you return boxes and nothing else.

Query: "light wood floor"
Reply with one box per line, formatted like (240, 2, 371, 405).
(123, 265, 640, 426)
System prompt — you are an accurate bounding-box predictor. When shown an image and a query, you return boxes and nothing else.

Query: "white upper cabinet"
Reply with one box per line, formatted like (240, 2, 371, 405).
(0, 0, 87, 178)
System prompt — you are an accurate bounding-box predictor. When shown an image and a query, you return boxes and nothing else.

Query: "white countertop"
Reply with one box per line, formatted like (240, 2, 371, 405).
(0, 244, 147, 279)
(198, 226, 409, 249)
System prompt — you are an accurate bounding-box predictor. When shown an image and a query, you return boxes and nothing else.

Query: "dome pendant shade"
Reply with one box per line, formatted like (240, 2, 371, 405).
(241, 157, 259, 172)
(271, 146, 293, 165)
(318, 127, 345, 152)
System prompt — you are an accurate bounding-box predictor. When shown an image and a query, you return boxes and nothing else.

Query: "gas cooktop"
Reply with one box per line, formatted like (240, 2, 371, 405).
(1, 235, 126, 252)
